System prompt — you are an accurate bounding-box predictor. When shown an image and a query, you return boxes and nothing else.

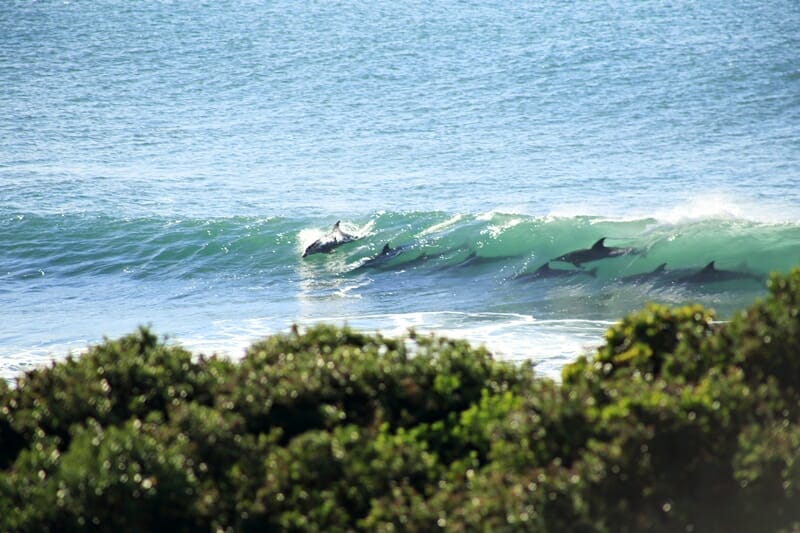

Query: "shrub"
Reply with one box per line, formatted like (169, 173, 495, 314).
(2, 269, 800, 531)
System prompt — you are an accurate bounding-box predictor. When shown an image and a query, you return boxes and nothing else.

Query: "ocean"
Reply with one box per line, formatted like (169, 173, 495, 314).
(2, 0, 799, 380)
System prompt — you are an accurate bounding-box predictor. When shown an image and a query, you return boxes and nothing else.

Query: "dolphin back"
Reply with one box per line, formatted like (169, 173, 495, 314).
(701, 261, 716, 273)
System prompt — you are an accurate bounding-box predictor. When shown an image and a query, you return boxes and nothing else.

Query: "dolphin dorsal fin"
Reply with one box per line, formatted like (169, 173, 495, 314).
(654, 263, 667, 273)
(536, 262, 551, 272)
(591, 238, 606, 250)
(333, 221, 341, 231)
(702, 261, 716, 272)
(382, 243, 391, 254)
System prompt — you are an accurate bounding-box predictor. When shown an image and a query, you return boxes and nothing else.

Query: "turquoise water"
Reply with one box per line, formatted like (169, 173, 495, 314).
(2, 0, 799, 378)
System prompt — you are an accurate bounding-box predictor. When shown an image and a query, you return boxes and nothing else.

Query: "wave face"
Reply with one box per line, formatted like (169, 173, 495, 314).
(2, 210, 798, 379)
(4, 211, 797, 286)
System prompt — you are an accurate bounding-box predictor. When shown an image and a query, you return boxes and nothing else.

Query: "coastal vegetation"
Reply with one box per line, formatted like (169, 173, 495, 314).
(2, 269, 800, 532)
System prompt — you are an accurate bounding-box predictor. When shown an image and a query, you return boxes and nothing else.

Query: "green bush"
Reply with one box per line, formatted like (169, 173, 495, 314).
(2, 269, 800, 531)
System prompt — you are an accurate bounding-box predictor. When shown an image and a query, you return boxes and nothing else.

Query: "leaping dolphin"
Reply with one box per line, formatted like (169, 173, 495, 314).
(552, 237, 638, 267)
(514, 262, 597, 282)
(679, 261, 763, 284)
(302, 221, 359, 258)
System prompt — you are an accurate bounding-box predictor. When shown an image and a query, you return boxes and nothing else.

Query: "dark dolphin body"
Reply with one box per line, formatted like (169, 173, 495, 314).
(552, 237, 638, 267)
(302, 221, 359, 258)
(620, 263, 668, 284)
(679, 261, 763, 285)
(436, 251, 519, 272)
(356, 243, 405, 270)
(457, 252, 518, 268)
(514, 262, 597, 282)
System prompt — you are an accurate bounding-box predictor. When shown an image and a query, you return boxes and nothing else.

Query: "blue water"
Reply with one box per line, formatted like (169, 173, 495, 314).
(2, 0, 799, 379)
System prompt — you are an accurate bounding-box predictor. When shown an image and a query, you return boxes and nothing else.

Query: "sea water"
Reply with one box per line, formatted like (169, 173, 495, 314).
(2, 0, 799, 379)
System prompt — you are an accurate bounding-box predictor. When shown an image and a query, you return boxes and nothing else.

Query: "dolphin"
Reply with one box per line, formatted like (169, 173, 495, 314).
(514, 262, 597, 282)
(457, 252, 518, 268)
(620, 263, 668, 284)
(302, 221, 359, 258)
(552, 237, 638, 267)
(435, 250, 519, 272)
(356, 243, 404, 269)
(678, 261, 763, 284)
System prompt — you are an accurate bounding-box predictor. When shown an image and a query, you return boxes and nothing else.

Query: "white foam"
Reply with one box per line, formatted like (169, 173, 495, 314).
(419, 214, 464, 237)
(297, 227, 326, 254)
(2, 313, 610, 383)
(544, 194, 800, 226)
(0, 342, 89, 383)
(653, 193, 749, 224)
(285, 311, 611, 379)
(483, 217, 524, 238)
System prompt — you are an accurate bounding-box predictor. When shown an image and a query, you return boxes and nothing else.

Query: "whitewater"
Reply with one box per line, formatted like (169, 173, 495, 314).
(2, 0, 799, 379)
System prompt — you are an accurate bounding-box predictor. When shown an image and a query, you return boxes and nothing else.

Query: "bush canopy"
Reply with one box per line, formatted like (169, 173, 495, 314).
(2, 269, 800, 532)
